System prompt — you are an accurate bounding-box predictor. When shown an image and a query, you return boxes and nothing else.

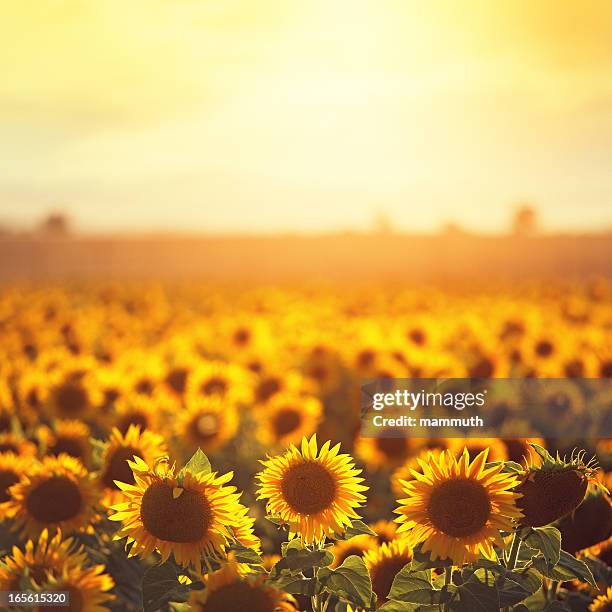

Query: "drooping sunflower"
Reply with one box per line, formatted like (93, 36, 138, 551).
(42, 562, 115, 611)
(0, 451, 31, 507)
(394, 448, 522, 565)
(256, 434, 368, 543)
(364, 539, 414, 606)
(590, 586, 612, 611)
(5, 454, 100, 538)
(38, 419, 93, 466)
(0, 528, 87, 590)
(109, 456, 250, 572)
(255, 392, 322, 447)
(176, 396, 238, 455)
(188, 557, 296, 612)
(97, 425, 167, 506)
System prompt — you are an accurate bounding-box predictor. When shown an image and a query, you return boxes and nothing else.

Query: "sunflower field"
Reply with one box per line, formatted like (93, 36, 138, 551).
(0, 280, 611, 612)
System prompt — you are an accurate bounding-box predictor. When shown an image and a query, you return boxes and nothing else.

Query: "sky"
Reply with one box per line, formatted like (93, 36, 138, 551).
(1, 0, 611, 234)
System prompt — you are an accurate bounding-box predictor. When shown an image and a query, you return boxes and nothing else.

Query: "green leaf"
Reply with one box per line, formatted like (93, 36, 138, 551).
(227, 541, 263, 566)
(485, 461, 525, 474)
(379, 602, 438, 611)
(338, 519, 378, 540)
(410, 542, 452, 570)
(543, 602, 569, 611)
(519, 526, 561, 568)
(178, 448, 211, 478)
(142, 562, 189, 612)
(318, 555, 373, 609)
(267, 575, 318, 596)
(528, 443, 555, 464)
(270, 542, 333, 576)
(387, 566, 442, 605)
(498, 569, 542, 608)
(453, 579, 500, 612)
(532, 551, 596, 587)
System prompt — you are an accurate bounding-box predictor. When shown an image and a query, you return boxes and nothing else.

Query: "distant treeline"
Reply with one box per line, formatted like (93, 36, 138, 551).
(0, 233, 610, 280)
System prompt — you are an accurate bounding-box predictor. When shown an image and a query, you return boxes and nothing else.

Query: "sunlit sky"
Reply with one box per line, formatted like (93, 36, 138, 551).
(1, 0, 611, 233)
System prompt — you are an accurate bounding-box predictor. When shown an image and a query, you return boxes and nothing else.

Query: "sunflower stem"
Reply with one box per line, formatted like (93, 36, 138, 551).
(441, 566, 453, 612)
(506, 531, 521, 571)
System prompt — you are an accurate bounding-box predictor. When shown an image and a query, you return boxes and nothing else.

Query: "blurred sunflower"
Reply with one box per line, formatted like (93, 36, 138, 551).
(256, 435, 368, 543)
(98, 425, 167, 506)
(113, 394, 162, 435)
(590, 586, 612, 611)
(43, 562, 115, 611)
(356, 433, 430, 470)
(369, 520, 398, 544)
(188, 557, 296, 612)
(255, 393, 322, 448)
(176, 396, 238, 455)
(0, 432, 37, 457)
(38, 419, 93, 466)
(364, 539, 413, 606)
(0, 528, 87, 590)
(110, 456, 248, 572)
(331, 534, 377, 568)
(187, 360, 253, 405)
(5, 454, 100, 538)
(394, 448, 522, 565)
(0, 452, 30, 506)
(47, 374, 100, 420)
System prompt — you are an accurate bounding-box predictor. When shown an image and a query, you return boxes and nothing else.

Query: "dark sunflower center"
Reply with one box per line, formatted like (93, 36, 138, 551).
(201, 377, 227, 396)
(309, 364, 328, 382)
(140, 481, 212, 543)
(55, 383, 88, 417)
(202, 581, 276, 612)
(233, 327, 251, 346)
(280, 461, 336, 515)
(272, 408, 301, 437)
(0, 442, 19, 454)
(190, 413, 220, 441)
(0, 414, 11, 432)
(535, 340, 554, 357)
(376, 437, 407, 459)
(427, 478, 491, 538)
(0, 468, 19, 502)
(49, 436, 86, 461)
(117, 412, 149, 435)
(102, 446, 141, 489)
(371, 554, 412, 602)
(135, 378, 154, 395)
(255, 377, 281, 403)
(26, 476, 83, 523)
(166, 368, 188, 394)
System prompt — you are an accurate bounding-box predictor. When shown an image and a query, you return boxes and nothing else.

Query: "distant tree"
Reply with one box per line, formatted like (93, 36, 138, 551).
(39, 212, 70, 236)
(512, 204, 538, 236)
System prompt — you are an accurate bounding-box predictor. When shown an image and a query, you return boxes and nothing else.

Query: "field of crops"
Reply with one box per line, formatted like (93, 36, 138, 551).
(0, 280, 610, 611)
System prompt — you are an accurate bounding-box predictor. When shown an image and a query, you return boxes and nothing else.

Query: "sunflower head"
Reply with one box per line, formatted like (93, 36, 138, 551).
(4, 454, 100, 538)
(98, 424, 167, 506)
(364, 539, 414, 605)
(394, 448, 522, 566)
(256, 435, 368, 544)
(590, 585, 612, 612)
(110, 455, 254, 573)
(516, 444, 601, 527)
(37, 419, 92, 465)
(188, 557, 296, 612)
(0, 452, 30, 505)
(331, 534, 377, 568)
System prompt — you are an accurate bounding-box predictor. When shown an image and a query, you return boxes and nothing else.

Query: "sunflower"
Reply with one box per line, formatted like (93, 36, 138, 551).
(42, 562, 115, 611)
(255, 392, 322, 447)
(113, 394, 162, 435)
(187, 360, 253, 405)
(5, 454, 100, 538)
(394, 448, 522, 565)
(98, 425, 167, 506)
(391, 448, 445, 496)
(0, 452, 30, 506)
(369, 520, 398, 544)
(331, 534, 377, 568)
(355, 432, 430, 470)
(364, 539, 414, 606)
(590, 586, 612, 611)
(109, 456, 251, 572)
(47, 375, 99, 420)
(447, 438, 508, 464)
(176, 396, 238, 455)
(0, 528, 87, 590)
(38, 419, 93, 465)
(0, 432, 38, 457)
(188, 557, 296, 612)
(256, 435, 368, 543)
